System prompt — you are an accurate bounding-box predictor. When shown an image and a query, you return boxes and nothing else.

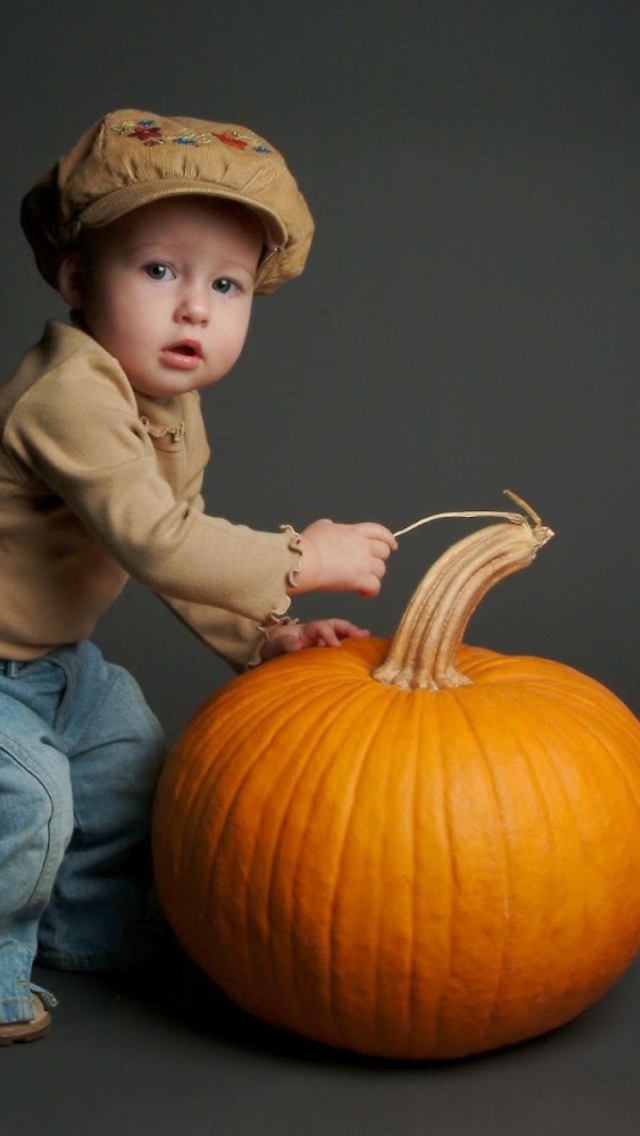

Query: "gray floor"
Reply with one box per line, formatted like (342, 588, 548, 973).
(2, 950, 640, 1136)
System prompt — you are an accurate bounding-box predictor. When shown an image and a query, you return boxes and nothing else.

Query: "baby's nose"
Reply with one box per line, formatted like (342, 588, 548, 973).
(177, 289, 210, 324)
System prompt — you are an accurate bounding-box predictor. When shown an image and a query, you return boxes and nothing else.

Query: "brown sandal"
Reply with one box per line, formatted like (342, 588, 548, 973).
(0, 995, 52, 1045)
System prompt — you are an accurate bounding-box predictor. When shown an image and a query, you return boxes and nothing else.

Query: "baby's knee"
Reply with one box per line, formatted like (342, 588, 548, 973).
(0, 743, 73, 916)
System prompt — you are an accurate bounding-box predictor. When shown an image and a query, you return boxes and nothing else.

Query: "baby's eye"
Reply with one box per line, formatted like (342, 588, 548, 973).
(144, 263, 175, 281)
(212, 278, 239, 296)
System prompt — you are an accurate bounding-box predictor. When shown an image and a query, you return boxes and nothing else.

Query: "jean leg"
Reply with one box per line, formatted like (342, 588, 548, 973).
(37, 643, 167, 971)
(0, 700, 73, 1023)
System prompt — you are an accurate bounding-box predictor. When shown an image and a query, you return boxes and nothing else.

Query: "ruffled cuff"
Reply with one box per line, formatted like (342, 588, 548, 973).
(282, 523, 303, 589)
(248, 524, 303, 667)
(256, 523, 303, 630)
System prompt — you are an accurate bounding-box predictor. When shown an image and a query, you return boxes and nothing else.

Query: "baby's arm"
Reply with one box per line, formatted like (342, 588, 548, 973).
(291, 520, 397, 597)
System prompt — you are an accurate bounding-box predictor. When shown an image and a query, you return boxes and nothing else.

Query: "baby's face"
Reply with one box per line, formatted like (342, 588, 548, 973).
(61, 196, 264, 399)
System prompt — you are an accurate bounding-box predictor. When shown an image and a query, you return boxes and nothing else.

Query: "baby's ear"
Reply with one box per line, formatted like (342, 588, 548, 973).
(57, 251, 86, 308)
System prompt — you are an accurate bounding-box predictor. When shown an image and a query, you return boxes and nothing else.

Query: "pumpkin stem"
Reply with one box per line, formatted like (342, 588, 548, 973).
(376, 493, 553, 691)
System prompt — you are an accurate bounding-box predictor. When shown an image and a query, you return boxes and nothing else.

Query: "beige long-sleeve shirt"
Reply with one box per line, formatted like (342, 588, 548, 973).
(0, 320, 301, 666)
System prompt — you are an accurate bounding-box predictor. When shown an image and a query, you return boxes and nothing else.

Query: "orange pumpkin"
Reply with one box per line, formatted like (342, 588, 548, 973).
(153, 505, 640, 1060)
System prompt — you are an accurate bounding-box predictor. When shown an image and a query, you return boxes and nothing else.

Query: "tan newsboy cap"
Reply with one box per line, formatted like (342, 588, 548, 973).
(21, 109, 315, 295)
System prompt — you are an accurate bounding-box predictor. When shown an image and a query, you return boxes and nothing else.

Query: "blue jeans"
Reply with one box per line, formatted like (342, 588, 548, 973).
(0, 641, 167, 1023)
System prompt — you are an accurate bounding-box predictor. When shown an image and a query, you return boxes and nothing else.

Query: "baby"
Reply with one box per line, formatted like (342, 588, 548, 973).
(0, 109, 397, 1043)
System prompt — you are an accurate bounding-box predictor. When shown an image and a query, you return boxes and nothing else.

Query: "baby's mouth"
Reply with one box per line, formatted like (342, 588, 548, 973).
(165, 339, 203, 358)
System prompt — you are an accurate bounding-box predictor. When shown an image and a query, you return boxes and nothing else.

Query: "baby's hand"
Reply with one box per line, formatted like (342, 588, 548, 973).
(292, 520, 397, 597)
(261, 618, 369, 661)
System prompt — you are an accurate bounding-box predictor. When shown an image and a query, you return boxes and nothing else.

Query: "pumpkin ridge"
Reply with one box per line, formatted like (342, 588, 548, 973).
(476, 682, 640, 1017)
(191, 721, 272, 962)
(228, 676, 396, 1039)
(213, 680, 382, 1002)
(507, 696, 599, 1016)
(436, 690, 513, 1051)
(262, 680, 392, 1031)
(186, 696, 314, 966)
(492, 676, 640, 750)
(460, 685, 569, 1046)
(453, 651, 640, 770)
(427, 690, 453, 1050)
(178, 688, 299, 900)
(462, 654, 627, 699)
(533, 692, 640, 1009)
(381, 692, 437, 1053)
(469, 684, 619, 1048)
(487, 678, 640, 822)
(406, 701, 429, 1053)
(323, 689, 406, 1051)
(457, 690, 517, 1044)
(533, 688, 640, 833)
(370, 693, 426, 1053)
(155, 723, 234, 948)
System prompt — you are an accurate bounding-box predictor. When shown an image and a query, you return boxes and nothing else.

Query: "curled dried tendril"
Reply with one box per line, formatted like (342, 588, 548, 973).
(393, 490, 543, 538)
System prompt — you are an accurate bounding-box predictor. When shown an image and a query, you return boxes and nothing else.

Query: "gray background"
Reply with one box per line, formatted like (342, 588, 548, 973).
(2, 2, 640, 1133)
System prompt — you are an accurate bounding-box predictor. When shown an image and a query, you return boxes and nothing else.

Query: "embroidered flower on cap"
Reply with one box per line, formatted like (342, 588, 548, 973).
(112, 118, 271, 154)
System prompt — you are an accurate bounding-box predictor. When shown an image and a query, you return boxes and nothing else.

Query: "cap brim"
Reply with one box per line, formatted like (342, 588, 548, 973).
(79, 180, 288, 251)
